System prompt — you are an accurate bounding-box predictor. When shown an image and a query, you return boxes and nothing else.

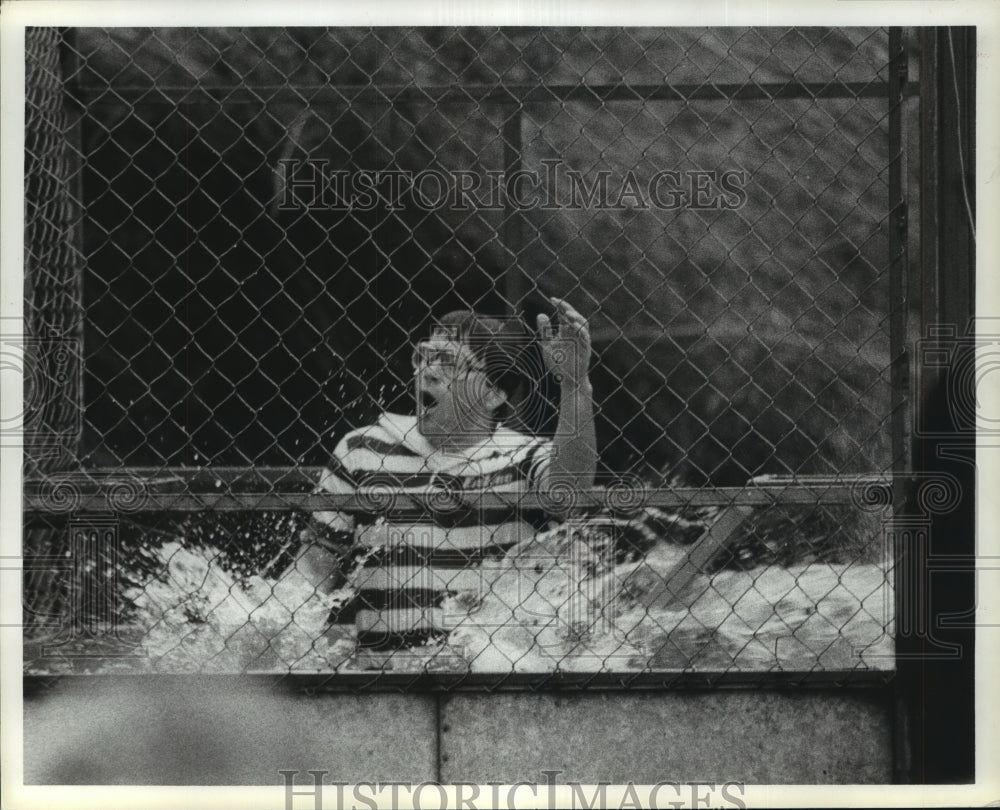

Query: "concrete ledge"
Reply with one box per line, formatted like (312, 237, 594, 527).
(24, 677, 437, 785)
(23, 677, 893, 785)
(440, 690, 892, 784)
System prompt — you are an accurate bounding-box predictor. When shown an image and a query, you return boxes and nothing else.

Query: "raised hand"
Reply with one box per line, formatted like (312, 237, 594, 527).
(537, 296, 591, 388)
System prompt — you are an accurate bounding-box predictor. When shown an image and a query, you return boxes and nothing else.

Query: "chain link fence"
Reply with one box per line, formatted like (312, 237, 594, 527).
(22, 26, 904, 681)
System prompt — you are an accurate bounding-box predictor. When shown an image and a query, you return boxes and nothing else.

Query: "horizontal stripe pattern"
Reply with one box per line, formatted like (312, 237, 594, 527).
(350, 543, 517, 569)
(356, 520, 535, 551)
(352, 565, 504, 594)
(314, 413, 550, 652)
(345, 435, 422, 457)
(356, 607, 450, 634)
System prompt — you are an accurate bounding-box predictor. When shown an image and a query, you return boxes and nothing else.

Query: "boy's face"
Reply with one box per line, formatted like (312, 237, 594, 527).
(413, 330, 506, 444)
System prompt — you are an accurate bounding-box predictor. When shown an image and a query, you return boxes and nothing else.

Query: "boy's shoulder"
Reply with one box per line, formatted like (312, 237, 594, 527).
(336, 413, 430, 461)
(332, 413, 548, 469)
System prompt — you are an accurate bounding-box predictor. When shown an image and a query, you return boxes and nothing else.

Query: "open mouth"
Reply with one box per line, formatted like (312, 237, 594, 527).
(419, 390, 439, 412)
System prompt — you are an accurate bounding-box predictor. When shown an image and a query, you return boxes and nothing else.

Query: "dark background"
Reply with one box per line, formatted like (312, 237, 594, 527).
(67, 28, 893, 482)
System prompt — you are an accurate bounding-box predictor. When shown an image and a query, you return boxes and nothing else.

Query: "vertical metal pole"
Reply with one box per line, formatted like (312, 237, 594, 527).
(502, 109, 526, 316)
(62, 27, 86, 470)
(937, 28, 976, 321)
(888, 27, 909, 480)
(887, 26, 912, 785)
(918, 29, 940, 344)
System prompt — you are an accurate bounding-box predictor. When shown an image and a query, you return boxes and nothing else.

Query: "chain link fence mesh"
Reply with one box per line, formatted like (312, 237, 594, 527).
(22, 26, 900, 680)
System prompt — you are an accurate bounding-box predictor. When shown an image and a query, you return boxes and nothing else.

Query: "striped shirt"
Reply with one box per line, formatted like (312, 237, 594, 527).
(314, 413, 551, 651)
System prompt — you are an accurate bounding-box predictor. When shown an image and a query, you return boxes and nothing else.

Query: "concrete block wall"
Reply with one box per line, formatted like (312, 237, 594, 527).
(22, 677, 893, 785)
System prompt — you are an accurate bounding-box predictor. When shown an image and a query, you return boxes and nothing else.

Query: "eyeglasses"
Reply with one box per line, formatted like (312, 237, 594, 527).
(411, 342, 486, 375)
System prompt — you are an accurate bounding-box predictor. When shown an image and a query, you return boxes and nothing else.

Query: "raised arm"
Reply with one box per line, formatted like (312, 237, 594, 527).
(536, 297, 598, 517)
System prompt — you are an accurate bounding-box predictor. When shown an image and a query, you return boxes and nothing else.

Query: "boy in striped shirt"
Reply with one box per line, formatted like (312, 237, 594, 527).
(288, 298, 596, 655)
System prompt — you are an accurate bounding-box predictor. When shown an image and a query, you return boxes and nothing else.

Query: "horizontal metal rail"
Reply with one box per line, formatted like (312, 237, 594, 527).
(73, 80, 919, 106)
(22, 669, 895, 695)
(22, 469, 893, 514)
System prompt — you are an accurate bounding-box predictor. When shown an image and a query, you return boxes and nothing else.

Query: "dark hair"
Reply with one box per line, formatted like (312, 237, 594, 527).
(432, 310, 547, 432)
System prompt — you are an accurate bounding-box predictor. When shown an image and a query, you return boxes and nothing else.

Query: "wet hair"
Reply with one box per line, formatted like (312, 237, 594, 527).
(432, 310, 547, 431)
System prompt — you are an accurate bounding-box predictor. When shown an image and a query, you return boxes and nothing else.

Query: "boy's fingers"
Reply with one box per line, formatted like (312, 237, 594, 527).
(536, 313, 553, 340)
(552, 297, 585, 321)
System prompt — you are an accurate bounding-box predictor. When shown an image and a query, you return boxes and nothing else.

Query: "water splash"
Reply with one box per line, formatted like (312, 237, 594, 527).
(125, 541, 355, 672)
(31, 521, 893, 674)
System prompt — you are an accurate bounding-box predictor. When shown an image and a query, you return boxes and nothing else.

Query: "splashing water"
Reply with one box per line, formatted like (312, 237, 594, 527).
(434, 525, 893, 673)
(123, 541, 355, 673)
(31, 521, 892, 674)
